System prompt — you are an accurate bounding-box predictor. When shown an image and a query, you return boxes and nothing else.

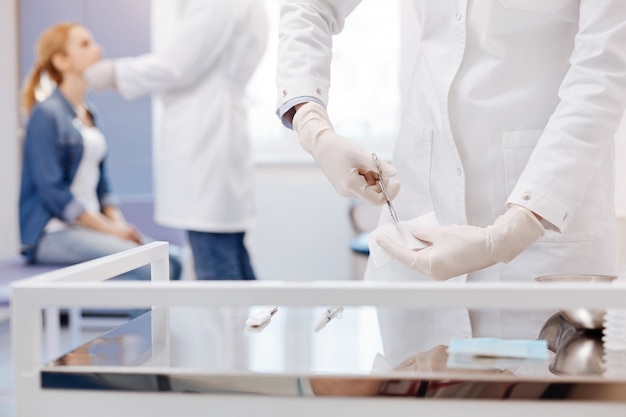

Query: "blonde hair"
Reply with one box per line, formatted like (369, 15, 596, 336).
(21, 22, 78, 115)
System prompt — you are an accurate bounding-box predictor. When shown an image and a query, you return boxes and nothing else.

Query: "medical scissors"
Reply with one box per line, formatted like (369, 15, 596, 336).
(372, 153, 401, 232)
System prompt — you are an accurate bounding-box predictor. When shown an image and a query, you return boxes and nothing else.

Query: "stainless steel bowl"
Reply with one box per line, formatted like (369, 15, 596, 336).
(538, 312, 578, 352)
(549, 331, 604, 376)
(534, 274, 617, 330)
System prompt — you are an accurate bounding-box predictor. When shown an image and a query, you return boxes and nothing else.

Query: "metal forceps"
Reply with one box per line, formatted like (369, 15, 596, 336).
(372, 153, 401, 232)
(314, 306, 344, 332)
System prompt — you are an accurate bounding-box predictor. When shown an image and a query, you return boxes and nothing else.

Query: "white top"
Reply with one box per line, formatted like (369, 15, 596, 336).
(46, 123, 107, 233)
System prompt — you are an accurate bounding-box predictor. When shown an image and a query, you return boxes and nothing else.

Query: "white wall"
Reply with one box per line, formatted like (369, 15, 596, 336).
(0, 0, 20, 259)
(248, 165, 354, 281)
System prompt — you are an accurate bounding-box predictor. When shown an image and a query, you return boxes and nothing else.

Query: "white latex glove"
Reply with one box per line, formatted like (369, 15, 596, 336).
(293, 102, 400, 205)
(376, 204, 545, 280)
(84, 60, 116, 91)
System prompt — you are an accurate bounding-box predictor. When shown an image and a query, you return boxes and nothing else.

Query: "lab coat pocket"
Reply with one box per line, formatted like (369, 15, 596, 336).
(502, 129, 540, 198)
(497, 0, 572, 13)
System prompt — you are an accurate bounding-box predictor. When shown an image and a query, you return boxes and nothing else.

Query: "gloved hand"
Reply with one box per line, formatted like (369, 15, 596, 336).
(376, 204, 545, 280)
(84, 60, 116, 91)
(293, 102, 400, 205)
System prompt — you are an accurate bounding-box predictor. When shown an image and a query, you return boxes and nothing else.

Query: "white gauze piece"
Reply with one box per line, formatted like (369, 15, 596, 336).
(367, 212, 438, 268)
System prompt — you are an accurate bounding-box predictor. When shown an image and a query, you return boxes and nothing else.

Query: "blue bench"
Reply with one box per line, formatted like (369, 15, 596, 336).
(0, 257, 132, 327)
(0, 257, 69, 354)
(0, 256, 61, 306)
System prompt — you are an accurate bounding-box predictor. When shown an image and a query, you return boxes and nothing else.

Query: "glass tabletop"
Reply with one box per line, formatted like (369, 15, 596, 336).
(48, 306, 385, 373)
(41, 306, 626, 398)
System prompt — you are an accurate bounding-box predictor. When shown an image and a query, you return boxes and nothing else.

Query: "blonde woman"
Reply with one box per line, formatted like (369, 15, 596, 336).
(19, 22, 181, 280)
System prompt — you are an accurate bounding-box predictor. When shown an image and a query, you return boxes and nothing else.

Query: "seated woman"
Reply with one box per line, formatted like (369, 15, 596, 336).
(19, 22, 181, 281)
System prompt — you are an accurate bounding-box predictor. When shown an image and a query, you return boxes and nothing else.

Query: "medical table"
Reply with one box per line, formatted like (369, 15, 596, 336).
(11, 242, 626, 416)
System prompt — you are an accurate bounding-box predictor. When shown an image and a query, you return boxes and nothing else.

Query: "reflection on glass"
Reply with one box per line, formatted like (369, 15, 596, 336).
(45, 306, 626, 399)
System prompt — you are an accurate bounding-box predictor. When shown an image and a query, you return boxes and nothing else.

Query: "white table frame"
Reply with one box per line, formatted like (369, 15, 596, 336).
(11, 241, 626, 416)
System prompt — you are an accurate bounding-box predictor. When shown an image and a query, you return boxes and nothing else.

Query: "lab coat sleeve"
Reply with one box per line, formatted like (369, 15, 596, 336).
(507, 1, 626, 232)
(114, 0, 245, 100)
(275, 0, 363, 126)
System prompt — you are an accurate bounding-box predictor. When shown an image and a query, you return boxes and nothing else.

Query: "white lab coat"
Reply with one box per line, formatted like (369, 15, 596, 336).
(114, 0, 268, 231)
(277, 0, 626, 364)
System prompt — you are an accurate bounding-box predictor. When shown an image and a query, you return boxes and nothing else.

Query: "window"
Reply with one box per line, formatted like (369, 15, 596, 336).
(152, 0, 402, 162)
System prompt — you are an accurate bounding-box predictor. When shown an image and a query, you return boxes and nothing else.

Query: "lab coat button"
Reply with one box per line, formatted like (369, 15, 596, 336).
(316, 88, 323, 95)
(282, 89, 287, 97)
(456, 168, 462, 176)
(522, 192, 532, 201)
(455, 12, 463, 21)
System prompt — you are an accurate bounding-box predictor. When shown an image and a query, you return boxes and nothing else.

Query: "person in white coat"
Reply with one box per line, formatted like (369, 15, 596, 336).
(277, 0, 626, 365)
(86, 0, 268, 280)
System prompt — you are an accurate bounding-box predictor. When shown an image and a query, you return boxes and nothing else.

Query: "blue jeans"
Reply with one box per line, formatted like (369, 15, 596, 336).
(187, 231, 256, 280)
(35, 226, 182, 281)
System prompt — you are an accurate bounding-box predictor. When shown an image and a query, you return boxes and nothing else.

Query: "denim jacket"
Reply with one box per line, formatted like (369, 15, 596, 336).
(19, 88, 115, 262)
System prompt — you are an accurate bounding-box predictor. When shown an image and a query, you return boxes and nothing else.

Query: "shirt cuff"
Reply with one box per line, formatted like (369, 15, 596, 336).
(506, 184, 568, 232)
(62, 199, 85, 222)
(277, 97, 325, 129)
(99, 194, 118, 209)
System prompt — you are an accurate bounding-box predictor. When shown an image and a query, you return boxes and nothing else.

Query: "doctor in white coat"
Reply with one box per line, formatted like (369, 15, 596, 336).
(86, 0, 268, 280)
(277, 0, 626, 364)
